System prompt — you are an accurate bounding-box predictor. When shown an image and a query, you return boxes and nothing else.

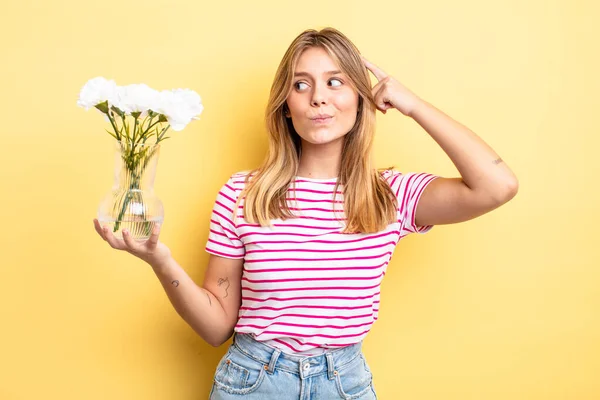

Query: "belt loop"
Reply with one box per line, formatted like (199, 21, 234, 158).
(326, 352, 335, 380)
(266, 348, 281, 374)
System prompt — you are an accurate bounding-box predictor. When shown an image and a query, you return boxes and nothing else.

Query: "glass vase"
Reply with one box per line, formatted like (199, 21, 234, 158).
(97, 140, 164, 241)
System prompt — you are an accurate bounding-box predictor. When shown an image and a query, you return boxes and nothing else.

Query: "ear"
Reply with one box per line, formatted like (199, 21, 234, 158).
(283, 104, 291, 118)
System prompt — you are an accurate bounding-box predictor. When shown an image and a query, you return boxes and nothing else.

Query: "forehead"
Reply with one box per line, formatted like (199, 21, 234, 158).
(295, 47, 340, 74)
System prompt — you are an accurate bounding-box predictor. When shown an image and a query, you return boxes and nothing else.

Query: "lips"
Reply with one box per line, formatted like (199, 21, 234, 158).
(310, 114, 333, 124)
(311, 116, 332, 124)
(310, 114, 333, 120)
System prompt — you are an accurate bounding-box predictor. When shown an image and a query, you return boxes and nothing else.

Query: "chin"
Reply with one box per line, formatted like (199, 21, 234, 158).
(300, 129, 347, 145)
(304, 135, 343, 146)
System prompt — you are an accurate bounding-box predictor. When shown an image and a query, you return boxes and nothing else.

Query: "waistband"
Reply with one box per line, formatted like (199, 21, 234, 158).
(232, 333, 364, 379)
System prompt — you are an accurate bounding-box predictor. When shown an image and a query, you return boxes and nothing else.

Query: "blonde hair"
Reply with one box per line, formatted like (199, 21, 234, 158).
(236, 27, 397, 234)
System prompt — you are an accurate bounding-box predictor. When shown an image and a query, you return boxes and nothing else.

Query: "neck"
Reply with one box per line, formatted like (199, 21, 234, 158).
(296, 138, 343, 179)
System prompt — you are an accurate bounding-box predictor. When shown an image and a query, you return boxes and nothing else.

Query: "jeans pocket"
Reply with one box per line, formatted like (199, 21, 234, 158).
(213, 345, 267, 395)
(335, 353, 375, 400)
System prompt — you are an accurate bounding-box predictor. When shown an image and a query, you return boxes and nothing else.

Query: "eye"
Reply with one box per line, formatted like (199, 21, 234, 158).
(294, 81, 308, 90)
(329, 78, 343, 87)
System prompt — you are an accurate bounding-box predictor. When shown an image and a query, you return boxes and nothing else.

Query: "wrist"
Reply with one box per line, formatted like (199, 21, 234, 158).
(149, 254, 174, 272)
(408, 97, 426, 119)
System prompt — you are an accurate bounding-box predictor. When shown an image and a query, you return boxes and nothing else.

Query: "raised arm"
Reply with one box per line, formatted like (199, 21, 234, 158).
(362, 56, 519, 227)
(409, 98, 518, 226)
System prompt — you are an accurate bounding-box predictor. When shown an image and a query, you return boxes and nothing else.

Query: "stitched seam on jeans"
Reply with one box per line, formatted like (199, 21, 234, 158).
(213, 364, 266, 395)
(334, 351, 362, 372)
(233, 342, 300, 374)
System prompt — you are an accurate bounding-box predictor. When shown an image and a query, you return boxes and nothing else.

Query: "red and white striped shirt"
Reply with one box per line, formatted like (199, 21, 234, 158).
(205, 169, 439, 355)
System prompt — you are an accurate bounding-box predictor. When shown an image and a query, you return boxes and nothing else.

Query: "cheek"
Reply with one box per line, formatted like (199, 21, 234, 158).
(334, 91, 359, 112)
(286, 95, 303, 114)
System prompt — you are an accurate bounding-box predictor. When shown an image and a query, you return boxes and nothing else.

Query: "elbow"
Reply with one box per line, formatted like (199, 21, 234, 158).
(207, 329, 235, 348)
(492, 178, 519, 204)
(206, 336, 226, 348)
(504, 178, 519, 201)
(209, 338, 232, 348)
(189, 324, 231, 347)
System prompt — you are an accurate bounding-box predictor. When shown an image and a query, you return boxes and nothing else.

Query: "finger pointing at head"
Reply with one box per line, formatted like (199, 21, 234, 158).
(361, 56, 388, 82)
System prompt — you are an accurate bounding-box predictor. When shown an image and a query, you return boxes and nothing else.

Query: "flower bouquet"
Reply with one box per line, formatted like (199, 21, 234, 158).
(78, 77, 203, 240)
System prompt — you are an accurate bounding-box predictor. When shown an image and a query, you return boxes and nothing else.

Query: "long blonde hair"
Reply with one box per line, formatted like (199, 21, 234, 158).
(237, 27, 397, 234)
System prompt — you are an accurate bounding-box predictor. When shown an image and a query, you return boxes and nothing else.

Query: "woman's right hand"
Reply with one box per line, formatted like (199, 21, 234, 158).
(93, 218, 172, 268)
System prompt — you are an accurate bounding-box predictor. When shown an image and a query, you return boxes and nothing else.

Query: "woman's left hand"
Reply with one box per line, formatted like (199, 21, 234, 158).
(361, 56, 422, 117)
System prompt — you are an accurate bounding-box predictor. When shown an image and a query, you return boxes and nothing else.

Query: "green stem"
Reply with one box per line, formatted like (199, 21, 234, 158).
(157, 125, 170, 143)
(141, 119, 161, 138)
(113, 176, 139, 233)
(113, 146, 141, 232)
(105, 129, 118, 140)
(137, 114, 150, 144)
(107, 112, 121, 141)
(132, 115, 139, 144)
(119, 113, 130, 143)
(143, 114, 155, 133)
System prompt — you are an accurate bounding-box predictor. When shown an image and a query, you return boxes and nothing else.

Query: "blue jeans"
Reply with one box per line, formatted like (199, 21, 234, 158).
(209, 333, 377, 399)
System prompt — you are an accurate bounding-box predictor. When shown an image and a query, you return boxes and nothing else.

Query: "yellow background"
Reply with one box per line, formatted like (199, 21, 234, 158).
(0, 0, 598, 399)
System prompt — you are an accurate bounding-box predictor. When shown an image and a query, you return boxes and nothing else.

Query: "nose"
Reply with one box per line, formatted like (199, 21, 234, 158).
(311, 83, 327, 106)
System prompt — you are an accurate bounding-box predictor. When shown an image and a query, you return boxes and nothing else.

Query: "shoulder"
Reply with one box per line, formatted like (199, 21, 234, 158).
(226, 170, 255, 183)
(378, 169, 438, 198)
(379, 168, 402, 181)
(220, 170, 257, 193)
(379, 168, 404, 189)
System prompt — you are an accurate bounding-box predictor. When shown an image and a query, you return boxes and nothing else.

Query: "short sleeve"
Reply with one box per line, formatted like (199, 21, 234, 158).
(205, 175, 246, 259)
(383, 170, 440, 235)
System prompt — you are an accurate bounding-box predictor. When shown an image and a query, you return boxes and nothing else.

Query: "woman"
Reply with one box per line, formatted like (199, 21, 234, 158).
(94, 27, 518, 399)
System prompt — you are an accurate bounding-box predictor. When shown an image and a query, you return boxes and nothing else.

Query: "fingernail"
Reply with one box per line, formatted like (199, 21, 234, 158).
(123, 229, 129, 235)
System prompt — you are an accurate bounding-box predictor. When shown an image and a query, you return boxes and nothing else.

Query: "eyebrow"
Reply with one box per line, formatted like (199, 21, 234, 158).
(293, 70, 342, 77)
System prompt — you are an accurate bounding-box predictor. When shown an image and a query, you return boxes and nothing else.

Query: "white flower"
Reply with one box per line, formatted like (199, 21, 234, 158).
(78, 77, 204, 137)
(110, 84, 161, 117)
(173, 88, 204, 121)
(154, 89, 204, 131)
(77, 77, 118, 111)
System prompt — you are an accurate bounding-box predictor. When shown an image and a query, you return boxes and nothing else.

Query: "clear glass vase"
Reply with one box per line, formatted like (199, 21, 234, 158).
(97, 140, 164, 241)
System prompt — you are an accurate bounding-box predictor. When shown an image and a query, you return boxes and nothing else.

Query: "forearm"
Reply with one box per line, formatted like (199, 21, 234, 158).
(409, 98, 518, 201)
(150, 257, 233, 347)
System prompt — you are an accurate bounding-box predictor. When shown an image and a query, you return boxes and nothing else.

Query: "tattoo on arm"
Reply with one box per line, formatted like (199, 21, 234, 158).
(217, 277, 230, 298)
(492, 158, 504, 165)
(171, 280, 179, 287)
(206, 293, 212, 306)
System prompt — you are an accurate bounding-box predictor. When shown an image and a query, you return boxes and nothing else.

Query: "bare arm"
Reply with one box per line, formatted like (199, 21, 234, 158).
(362, 57, 519, 226)
(151, 254, 243, 347)
(93, 218, 243, 348)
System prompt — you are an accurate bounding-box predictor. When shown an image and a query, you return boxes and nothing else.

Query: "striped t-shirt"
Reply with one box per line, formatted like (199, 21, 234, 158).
(205, 169, 439, 355)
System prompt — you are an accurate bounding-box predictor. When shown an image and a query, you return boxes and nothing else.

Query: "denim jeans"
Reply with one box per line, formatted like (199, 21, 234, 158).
(209, 333, 377, 399)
